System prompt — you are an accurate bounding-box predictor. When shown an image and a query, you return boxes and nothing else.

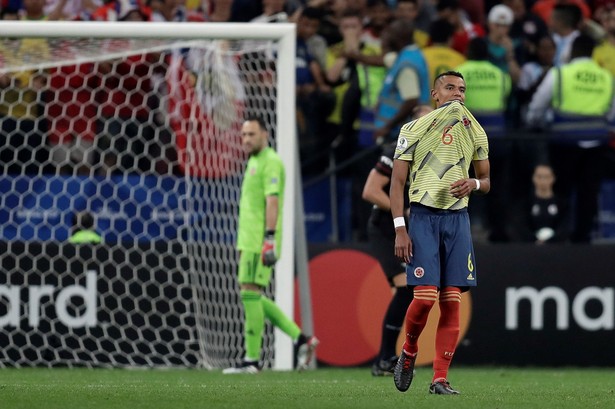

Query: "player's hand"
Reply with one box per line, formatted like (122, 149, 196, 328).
(450, 178, 475, 199)
(261, 231, 277, 267)
(394, 229, 413, 264)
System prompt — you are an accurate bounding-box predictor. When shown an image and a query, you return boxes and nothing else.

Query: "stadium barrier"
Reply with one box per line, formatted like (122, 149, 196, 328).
(305, 242, 615, 367)
(0, 241, 199, 367)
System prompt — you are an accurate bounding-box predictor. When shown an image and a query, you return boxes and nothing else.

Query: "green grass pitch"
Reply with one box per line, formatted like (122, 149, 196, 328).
(1, 366, 614, 409)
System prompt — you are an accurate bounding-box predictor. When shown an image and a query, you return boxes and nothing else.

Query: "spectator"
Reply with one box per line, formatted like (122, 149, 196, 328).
(422, 18, 466, 87)
(373, 19, 430, 144)
(516, 34, 555, 171)
(315, 0, 359, 46)
(549, 3, 582, 67)
(594, 0, 615, 26)
(362, 0, 392, 49)
(436, 0, 485, 55)
(204, 0, 232, 22)
(69, 211, 102, 244)
(91, 0, 151, 21)
(526, 35, 614, 243)
(517, 35, 555, 131)
(394, 0, 429, 48)
(45, 55, 99, 176)
(327, 8, 386, 149)
(0, 6, 20, 20)
(459, 0, 485, 26)
(485, 4, 521, 84)
(229, 0, 263, 22)
(44, 0, 102, 20)
(327, 8, 387, 241)
(295, 7, 333, 171)
(501, 0, 549, 65)
(0, 1, 51, 175)
(593, 5, 615, 77)
(518, 164, 570, 244)
(531, 0, 591, 25)
(93, 3, 157, 175)
(411, 0, 436, 33)
(250, 0, 288, 23)
(149, 0, 200, 22)
(457, 38, 512, 242)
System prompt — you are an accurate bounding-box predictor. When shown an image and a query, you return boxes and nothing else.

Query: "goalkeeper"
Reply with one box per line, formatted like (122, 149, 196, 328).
(223, 116, 319, 374)
(389, 71, 490, 395)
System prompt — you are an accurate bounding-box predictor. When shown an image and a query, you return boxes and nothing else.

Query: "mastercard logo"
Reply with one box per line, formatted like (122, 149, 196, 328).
(295, 249, 472, 367)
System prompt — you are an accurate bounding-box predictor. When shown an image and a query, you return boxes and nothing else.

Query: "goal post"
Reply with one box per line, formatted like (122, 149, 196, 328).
(0, 21, 305, 370)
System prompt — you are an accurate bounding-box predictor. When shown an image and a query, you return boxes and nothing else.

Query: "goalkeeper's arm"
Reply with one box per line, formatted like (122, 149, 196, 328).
(262, 195, 279, 266)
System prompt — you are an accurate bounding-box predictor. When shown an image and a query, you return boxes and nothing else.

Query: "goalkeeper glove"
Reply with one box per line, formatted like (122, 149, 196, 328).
(261, 230, 277, 267)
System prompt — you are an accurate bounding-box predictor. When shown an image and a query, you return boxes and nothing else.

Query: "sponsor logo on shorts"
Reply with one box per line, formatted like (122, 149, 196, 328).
(413, 267, 425, 278)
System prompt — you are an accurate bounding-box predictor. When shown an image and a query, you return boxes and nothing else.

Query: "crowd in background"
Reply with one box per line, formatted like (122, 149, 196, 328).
(1, 0, 615, 244)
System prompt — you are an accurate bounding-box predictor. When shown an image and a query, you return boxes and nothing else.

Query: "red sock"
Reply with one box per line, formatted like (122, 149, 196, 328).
(433, 287, 461, 382)
(403, 286, 437, 355)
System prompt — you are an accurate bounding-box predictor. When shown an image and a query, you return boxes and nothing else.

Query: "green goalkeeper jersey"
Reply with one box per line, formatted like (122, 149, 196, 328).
(394, 101, 489, 210)
(237, 146, 285, 253)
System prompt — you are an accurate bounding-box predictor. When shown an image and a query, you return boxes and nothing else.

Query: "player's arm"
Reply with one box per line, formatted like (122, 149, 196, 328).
(472, 159, 490, 195)
(390, 159, 412, 263)
(265, 194, 279, 232)
(450, 159, 490, 198)
(261, 194, 279, 266)
(362, 169, 391, 211)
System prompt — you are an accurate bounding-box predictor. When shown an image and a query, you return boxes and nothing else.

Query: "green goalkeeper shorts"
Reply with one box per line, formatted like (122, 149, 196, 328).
(238, 251, 272, 287)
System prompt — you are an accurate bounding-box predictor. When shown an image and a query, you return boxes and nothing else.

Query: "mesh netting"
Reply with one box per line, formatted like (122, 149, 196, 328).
(0, 35, 280, 368)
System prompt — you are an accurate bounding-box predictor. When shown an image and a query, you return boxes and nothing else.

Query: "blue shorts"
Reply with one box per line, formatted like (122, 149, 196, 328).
(406, 204, 477, 290)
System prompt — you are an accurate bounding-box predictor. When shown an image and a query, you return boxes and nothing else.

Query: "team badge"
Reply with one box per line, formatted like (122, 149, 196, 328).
(426, 118, 438, 133)
(413, 267, 425, 278)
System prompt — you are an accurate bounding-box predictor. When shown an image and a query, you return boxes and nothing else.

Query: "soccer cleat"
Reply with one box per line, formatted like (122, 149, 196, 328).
(393, 350, 416, 392)
(222, 361, 260, 374)
(295, 335, 319, 371)
(429, 379, 460, 395)
(371, 356, 397, 376)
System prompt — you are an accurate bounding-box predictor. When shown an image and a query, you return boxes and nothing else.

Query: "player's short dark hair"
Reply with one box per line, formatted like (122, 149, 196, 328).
(428, 18, 455, 43)
(244, 115, 268, 131)
(434, 70, 464, 87)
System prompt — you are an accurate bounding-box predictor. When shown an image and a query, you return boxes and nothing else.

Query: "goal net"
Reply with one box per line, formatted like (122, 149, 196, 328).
(0, 21, 299, 369)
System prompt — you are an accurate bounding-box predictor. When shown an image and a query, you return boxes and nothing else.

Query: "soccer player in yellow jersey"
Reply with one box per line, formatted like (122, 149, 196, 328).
(389, 71, 490, 395)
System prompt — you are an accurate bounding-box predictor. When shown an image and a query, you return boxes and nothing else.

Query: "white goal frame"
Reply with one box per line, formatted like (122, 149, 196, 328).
(0, 21, 303, 371)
